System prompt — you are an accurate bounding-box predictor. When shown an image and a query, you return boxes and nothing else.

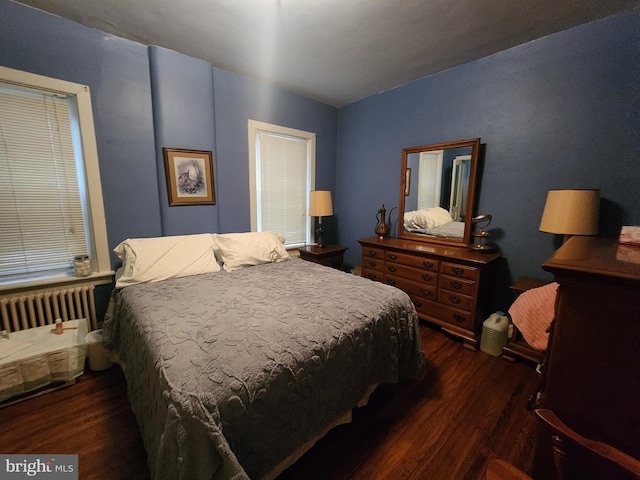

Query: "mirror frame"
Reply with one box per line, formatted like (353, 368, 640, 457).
(398, 138, 480, 247)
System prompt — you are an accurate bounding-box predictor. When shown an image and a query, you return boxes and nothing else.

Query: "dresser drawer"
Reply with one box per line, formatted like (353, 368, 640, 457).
(361, 267, 383, 282)
(384, 263, 437, 285)
(439, 274, 476, 296)
(438, 288, 473, 312)
(410, 296, 473, 330)
(362, 246, 385, 260)
(362, 256, 384, 272)
(386, 251, 439, 272)
(440, 262, 478, 280)
(385, 275, 437, 300)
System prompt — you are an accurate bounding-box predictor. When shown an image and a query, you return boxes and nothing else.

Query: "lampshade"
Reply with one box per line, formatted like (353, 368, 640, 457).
(309, 190, 333, 217)
(539, 189, 600, 236)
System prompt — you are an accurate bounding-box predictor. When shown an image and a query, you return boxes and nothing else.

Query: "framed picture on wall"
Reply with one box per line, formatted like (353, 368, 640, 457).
(163, 147, 215, 206)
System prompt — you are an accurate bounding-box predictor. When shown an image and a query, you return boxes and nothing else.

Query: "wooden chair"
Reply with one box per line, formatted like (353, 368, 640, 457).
(487, 409, 640, 480)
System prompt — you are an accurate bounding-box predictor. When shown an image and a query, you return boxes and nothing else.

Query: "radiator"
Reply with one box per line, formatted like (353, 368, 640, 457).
(0, 285, 97, 333)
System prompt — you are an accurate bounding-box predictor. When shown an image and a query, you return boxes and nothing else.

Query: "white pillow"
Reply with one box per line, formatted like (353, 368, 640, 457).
(113, 234, 220, 288)
(213, 232, 290, 271)
(410, 207, 453, 230)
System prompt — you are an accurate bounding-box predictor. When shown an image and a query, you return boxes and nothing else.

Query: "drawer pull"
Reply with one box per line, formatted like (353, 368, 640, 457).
(368, 249, 378, 257)
(451, 267, 465, 275)
(422, 261, 434, 269)
(453, 314, 465, 323)
(422, 274, 433, 282)
(448, 295, 461, 305)
(413, 300, 423, 308)
(367, 260, 378, 268)
(366, 273, 378, 280)
(421, 289, 432, 296)
(389, 254, 398, 261)
(450, 281, 462, 289)
(387, 279, 396, 286)
(387, 266, 397, 273)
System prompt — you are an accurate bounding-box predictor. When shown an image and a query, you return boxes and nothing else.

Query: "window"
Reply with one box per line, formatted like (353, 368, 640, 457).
(0, 66, 111, 287)
(248, 120, 316, 247)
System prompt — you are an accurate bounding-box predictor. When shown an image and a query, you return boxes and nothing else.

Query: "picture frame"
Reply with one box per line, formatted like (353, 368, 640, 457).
(163, 148, 215, 206)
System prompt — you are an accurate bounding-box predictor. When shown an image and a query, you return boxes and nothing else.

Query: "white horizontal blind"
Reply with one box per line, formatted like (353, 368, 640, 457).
(256, 130, 309, 244)
(0, 84, 88, 278)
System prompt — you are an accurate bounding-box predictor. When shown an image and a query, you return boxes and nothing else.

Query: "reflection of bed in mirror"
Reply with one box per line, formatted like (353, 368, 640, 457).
(399, 139, 480, 246)
(403, 206, 465, 238)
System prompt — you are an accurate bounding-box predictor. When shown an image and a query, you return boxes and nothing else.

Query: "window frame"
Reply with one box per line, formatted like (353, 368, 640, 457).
(248, 119, 316, 247)
(0, 66, 112, 291)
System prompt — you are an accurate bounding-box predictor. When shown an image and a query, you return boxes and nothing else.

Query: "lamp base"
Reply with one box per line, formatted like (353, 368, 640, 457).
(470, 229, 492, 252)
(469, 243, 494, 252)
(316, 226, 325, 248)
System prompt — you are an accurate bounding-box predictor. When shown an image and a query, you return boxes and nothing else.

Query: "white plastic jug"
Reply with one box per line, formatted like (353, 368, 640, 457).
(480, 311, 509, 357)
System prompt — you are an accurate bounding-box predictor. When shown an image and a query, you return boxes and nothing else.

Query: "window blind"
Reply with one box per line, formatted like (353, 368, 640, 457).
(256, 131, 308, 245)
(0, 85, 88, 278)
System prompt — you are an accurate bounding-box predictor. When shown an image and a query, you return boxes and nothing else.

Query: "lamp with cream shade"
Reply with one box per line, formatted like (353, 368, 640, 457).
(539, 189, 600, 244)
(309, 190, 333, 247)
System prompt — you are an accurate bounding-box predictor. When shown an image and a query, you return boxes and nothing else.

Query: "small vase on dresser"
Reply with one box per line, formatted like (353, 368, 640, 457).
(358, 236, 501, 350)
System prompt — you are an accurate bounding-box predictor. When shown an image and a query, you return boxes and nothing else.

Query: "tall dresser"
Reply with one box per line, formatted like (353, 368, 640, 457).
(532, 236, 640, 478)
(358, 236, 501, 349)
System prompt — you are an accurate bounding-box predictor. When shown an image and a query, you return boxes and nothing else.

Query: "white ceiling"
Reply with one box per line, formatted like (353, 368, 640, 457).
(12, 0, 640, 107)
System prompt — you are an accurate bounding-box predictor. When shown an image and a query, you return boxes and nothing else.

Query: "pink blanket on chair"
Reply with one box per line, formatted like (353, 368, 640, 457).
(508, 282, 558, 351)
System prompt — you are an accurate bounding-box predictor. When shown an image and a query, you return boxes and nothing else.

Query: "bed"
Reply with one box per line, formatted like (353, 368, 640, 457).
(103, 232, 425, 480)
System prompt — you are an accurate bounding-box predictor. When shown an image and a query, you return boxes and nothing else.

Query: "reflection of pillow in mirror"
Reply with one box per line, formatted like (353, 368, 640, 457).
(404, 211, 425, 232)
(411, 207, 453, 230)
(113, 233, 220, 288)
(404, 210, 418, 229)
(213, 231, 290, 271)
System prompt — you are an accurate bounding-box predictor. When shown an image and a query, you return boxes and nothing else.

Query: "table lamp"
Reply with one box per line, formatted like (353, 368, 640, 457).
(539, 189, 600, 244)
(309, 190, 333, 247)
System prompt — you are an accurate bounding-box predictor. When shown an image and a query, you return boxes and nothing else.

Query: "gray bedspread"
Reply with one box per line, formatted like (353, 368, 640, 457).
(103, 257, 425, 479)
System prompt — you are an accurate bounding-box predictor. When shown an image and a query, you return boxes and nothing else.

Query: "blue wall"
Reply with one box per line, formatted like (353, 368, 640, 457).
(0, 0, 337, 253)
(212, 69, 338, 237)
(1, 0, 639, 315)
(0, 0, 337, 319)
(0, 0, 161, 260)
(336, 7, 640, 308)
(149, 46, 220, 235)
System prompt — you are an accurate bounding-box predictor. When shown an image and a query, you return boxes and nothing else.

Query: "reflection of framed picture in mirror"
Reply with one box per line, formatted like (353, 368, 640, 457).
(163, 148, 215, 206)
(405, 168, 411, 196)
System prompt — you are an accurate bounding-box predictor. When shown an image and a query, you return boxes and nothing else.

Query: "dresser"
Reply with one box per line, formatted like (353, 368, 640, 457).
(358, 236, 501, 349)
(532, 237, 640, 478)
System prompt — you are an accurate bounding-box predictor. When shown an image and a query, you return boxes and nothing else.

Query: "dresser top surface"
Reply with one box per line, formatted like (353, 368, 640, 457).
(358, 236, 501, 265)
(543, 236, 640, 282)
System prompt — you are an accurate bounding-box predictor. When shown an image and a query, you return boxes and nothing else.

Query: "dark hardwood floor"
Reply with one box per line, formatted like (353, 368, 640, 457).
(1, 324, 540, 479)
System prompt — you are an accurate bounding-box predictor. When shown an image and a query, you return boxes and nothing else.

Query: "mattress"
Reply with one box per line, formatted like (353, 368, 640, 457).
(104, 257, 425, 479)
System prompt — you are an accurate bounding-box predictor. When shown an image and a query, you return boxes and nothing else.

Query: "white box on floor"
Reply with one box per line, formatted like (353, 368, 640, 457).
(0, 319, 88, 403)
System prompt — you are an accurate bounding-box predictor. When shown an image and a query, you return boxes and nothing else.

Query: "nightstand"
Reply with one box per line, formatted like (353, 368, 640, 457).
(502, 276, 550, 364)
(509, 276, 549, 295)
(298, 244, 348, 270)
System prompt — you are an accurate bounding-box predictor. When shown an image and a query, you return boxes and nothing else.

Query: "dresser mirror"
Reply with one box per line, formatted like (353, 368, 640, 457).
(398, 138, 480, 247)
